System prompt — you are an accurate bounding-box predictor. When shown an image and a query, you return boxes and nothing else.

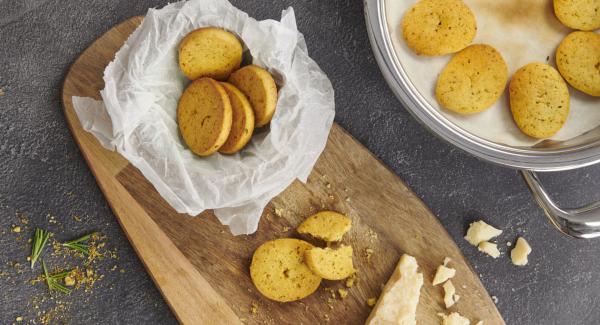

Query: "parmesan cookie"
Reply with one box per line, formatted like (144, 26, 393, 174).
(436, 44, 508, 114)
(178, 27, 243, 80)
(177, 78, 232, 156)
(556, 31, 600, 97)
(218, 82, 255, 154)
(297, 211, 351, 242)
(250, 239, 321, 302)
(509, 63, 570, 139)
(304, 246, 355, 280)
(402, 0, 477, 56)
(228, 65, 278, 127)
(553, 0, 600, 31)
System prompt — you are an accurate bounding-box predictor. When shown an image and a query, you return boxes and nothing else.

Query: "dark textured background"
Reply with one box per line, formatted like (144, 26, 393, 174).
(1, 0, 599, 324)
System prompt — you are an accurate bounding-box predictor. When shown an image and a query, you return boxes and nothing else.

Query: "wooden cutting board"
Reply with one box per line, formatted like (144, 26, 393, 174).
(61, 16, 504, 325)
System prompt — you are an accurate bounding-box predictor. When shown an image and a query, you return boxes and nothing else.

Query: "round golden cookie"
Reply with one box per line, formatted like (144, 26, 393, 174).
(218, 82, 255, 154)
(177, 78, 232, 156)
(250, 239, 321, 302)
(178, 27, 243, 80)
(556, 31, 600, 97)
(509, 63, 570, 139)
(436, 44, 508, 114)
(402, 0, 477, 56)
(553, 0, 600, 31)
(304, 246, 355, 281)
(297, 211, 352, 242)
(228, 65, 278, 127)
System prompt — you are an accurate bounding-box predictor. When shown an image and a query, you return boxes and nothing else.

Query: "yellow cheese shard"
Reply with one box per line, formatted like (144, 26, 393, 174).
(365, 254, 423, 325)
(443, 280, 459, 308)
(511, 237, 531, 266)
(433, 265, 456, 286)
(439, 312, 471, 325)
(464, 221, 502, 246)
(477, 241, 500, 258)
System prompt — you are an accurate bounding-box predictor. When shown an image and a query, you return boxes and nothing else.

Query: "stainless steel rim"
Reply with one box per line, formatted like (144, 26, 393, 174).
(364, 0, 600, 171)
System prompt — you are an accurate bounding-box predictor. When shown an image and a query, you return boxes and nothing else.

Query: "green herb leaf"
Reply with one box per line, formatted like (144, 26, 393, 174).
(41, 260, 72, 295)
(62, 233, 94, 256)
(31, 228, 50, 269)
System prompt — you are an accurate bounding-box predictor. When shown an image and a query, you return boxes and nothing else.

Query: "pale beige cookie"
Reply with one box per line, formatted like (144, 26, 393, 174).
(402, 0, 477, 56)
(297, 211, 351, 242)
(556, 31, 600, 97)
(553, 0, 600, 31)
(228, 65, 278, 127)
(509, 63, 570, 139)
(435, 44, 508, 114)
(250, 238, 321, 302)
(178, 27, 243, 80)
(177, 78, 232, 156)
(218, 82, 255, 154)
(304, 245, 355, 280)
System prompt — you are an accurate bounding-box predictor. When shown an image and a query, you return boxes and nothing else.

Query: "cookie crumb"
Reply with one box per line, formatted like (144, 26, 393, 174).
(365, 248, 374, 264)
(338, 288, 348, 299)
(326, 183, 331, 189)
(250, 301, 258, 314)
(345, 274, 356, 288)
(12, 226, 21, 233)
(281, 226, 290, 232)
(274, 208, 284, 218)
(0, 88, 4, 97)
(367, 297, 377, 307)
(15, 316, 23, 322)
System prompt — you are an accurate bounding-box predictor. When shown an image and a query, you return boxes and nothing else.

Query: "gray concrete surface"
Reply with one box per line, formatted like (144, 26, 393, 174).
(1, 0, 599, 324)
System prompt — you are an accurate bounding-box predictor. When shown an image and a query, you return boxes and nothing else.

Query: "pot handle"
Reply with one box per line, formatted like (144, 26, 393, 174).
(521, 170, 600, 239)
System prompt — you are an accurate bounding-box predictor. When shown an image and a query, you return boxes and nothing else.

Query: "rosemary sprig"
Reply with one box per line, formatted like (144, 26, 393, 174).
(42, 260, 71, 294)
(62, 233, 93, 255)
(30, 228, 50, 269)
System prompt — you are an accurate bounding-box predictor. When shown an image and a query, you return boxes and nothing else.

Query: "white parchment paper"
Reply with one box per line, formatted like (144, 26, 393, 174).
(386, 0, 599, 147)
(72, 0, 335, 235)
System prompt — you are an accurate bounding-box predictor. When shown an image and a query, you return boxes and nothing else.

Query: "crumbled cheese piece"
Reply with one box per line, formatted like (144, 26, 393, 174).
(439, 312, 470, 325)
(365, 254, 423, 325)
(345, 274, 356, 288)
(443, 280, 458, 308)
(433, 265, 456, 286)
(510, 237, 531, 266)
(274, 208, 284, 217)
(491, 295, 498, 304)
(367, 298, 377, 307)
(506, 241, 512, 247)
(477, 241, 500, 258)
(338, 288, 348, 299)
(443, 257, 452, 266)
(12, 226, 21, 233)
(464, 221, 502, 246)
(15, 316, 23, 322)
(64, 275, 76, 287)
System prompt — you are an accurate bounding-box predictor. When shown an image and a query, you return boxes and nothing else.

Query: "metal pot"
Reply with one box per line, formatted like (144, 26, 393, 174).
(364, 0, 600, 239)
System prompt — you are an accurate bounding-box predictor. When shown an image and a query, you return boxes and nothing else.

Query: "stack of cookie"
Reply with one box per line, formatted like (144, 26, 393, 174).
(177, 27, 278, 156)
(401, 0, 599, 139)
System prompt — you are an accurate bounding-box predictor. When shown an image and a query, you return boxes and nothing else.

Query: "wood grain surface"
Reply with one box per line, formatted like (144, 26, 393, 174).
(61, 16, 505, 325)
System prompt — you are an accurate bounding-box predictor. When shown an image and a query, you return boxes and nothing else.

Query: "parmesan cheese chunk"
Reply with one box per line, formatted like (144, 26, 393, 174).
(477, 241, 500, 258)
(464, 221, 502, 246)
(433, 265, 456, 286)
(439, 312, 470, 325)
(510, 237, 531, 266)
(365, 254, 423, 325)
(443, 280, 459, 308)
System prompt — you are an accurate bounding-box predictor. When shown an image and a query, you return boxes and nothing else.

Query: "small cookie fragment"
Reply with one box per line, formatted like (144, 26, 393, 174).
(250, 238, 321, 302)
(433, 264, 456, 286)
(228, 65, 278, 127)
(304, 245, 355, 280)
(178, 27, 243, 80)
(443, 280, 460, 308)
(297, 211, 351, 242)
(439, 312, 471, 325)
(464, 220, 502, 246)
(177, 78, 232, 156)
(509, 63, 570, 139)
(436, 44, 508, 114)
(556, 31, 600, 97)
(218, 82, 255, 154)
(402, 0, 477, 56)
(553, 0, 600, 31)
(477, 241, 500, 258)
(510, 237, 532, 266)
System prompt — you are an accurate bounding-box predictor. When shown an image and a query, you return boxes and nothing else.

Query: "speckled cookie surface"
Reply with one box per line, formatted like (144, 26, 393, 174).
(297, 211, 351, 242)
(435, 44, 508, 114)
(509, 63, 570, 139)
(250, 239, 321, 302)
(556, 31, 600, 97)
(401, 0, 477, 56)
(178, 27, 243, 80)
(553, 0, 600, 31)
(304, 245, 355, 280)
(228, 65, 278, 128)
(218, 82, 255, 154)
(177, 78, 232, 156)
